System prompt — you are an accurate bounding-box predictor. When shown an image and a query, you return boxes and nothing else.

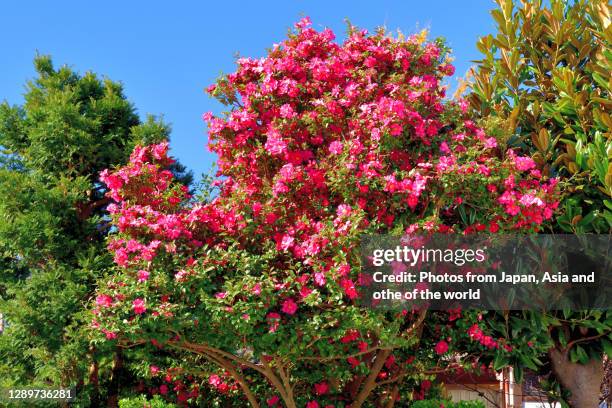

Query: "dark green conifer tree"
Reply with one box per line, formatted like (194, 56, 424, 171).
(0, 55, 191, 407)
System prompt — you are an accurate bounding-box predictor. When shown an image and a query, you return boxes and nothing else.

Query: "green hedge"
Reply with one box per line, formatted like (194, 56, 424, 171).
(119, 395, 178, 408)
(412, 399, 486, 408)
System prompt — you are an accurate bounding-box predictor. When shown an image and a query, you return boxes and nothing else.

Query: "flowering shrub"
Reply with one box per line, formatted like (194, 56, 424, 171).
(93, 19, 557, 407)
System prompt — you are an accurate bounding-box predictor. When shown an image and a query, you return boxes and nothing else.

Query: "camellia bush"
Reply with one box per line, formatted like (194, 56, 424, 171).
(92, 19, 559, 407)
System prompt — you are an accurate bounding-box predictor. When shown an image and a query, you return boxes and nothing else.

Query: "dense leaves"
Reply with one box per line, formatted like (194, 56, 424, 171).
(468, 0, 611, 233)
(467, 1, 612, 406)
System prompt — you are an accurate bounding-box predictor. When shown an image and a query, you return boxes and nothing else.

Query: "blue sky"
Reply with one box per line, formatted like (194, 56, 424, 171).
(0, 0, 495, 177)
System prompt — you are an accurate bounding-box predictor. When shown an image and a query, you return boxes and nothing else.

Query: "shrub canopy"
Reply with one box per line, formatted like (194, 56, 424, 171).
(94, 19, 559, 407)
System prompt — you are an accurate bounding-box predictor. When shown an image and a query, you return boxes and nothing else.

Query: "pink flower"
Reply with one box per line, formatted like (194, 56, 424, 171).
(341, 329, 360, 343)
(336, 204, 352, 217)
(514, 155, 536, 171)
(484, 137, 497, 148)
(329, 141, 343, 155)
(281, 298, 298, 315)
(439, 141, 451, 154)
(132, 298, 146, 315)
(137, 270, 149, 283)
(481, 335, 498, 349)
(347, 357, 360, 368)
(280, 234, 294, 251)
(103, 329, 117, 340)
(209, 374, 222, 386)
(519, 194, 544, 207)
(96, 294, 113, 308)
(264, 128, 287, 156)
(306, 402, 320, 408)
(252, 202, 263, 215)
(99, 169, 123, 191)
(174, 269, 188, 281)
(338, 264, 351, 276)
(159, 384, 168, 395)
(505, 203, 520, 216)
(280, 104, 296, 118)
(468, 324, 483, 341)
(435, 340, 449, 355)
(295, 16, 311, 30)
(152, 142, 169, 160)
(314, 272, 326, 286)
(150, 365, 160, 375)
(300, 286, 312, 299)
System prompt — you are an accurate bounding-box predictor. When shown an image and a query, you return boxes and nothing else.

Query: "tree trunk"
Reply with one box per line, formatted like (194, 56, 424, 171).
(88, 346, 100, 407)
(107, 348, 124, 408)
(549, 347, 604, 408)
(352, 349, 392, 408)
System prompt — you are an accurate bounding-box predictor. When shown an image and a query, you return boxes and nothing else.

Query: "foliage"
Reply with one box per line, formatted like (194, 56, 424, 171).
(467, 1, 612, 406)
(93, 19, 559, 407)
(467, 0, 611, 233)
(0, 55, 191, 405)
(410, 400, 484, 408)
(119, 394, 178, 408)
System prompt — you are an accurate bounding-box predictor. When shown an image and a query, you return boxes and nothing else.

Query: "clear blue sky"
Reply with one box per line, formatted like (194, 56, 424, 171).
(0, 0, 495, 177)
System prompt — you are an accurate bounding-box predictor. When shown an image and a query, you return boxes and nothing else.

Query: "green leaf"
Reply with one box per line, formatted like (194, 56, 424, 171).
(519, 354, 539, 370)
(558, 330, 568, 348)
(575, 345, 590, 364)
(513, 364, 524, 383)
(494, 353, 510, 370)
(602, 339, 612, 358)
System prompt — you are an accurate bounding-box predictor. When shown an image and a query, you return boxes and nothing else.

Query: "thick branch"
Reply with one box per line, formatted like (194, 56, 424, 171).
(352, 349, 392, 408)
(168, 342, 260, 408)
(262, 358, 297, 408)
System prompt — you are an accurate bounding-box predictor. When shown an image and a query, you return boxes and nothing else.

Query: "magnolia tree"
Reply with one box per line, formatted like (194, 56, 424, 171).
(92, 19, 558, 407)
(466, 1, 612, 405)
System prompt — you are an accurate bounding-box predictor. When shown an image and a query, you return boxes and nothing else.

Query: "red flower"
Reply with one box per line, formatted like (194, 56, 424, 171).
(314, 381, 329, 395)
(435, 340, 449, 355)
(267, 396, 280, 407)
(347, 357, 360, 368)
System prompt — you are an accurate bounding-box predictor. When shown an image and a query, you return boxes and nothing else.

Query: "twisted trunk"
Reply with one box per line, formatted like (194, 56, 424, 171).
(549, 347, 603, 408)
